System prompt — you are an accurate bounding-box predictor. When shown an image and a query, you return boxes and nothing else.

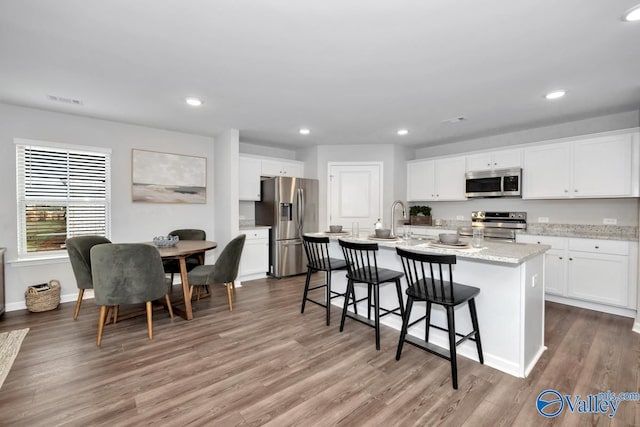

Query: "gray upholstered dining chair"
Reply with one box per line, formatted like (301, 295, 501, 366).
(66, 235, 112, 320)
(187, 234, 246, 311)
(90, 243, 174, 346)
(163, 229, 206, 282)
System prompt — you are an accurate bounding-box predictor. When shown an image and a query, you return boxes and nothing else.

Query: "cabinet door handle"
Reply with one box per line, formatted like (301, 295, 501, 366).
(559, 256, 563, 260)
(564, 189, 568, 193)
(574, 189, 578, 192)
(537, 241, 541, 244)
(487, 163, 491, 167)
(569, 257, 573, 261)
(595, 246, 599, 249)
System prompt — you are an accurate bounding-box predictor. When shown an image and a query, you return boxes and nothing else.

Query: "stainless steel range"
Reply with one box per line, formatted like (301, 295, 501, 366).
(458, 211, 527, 242)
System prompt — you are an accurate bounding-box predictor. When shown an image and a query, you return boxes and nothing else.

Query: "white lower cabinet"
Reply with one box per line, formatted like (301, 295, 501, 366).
(516, 234, 637, 312)
(238, 228, 269, 278)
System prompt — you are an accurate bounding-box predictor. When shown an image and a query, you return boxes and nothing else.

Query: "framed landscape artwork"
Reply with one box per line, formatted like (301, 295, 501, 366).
(131, 149, 206, 203)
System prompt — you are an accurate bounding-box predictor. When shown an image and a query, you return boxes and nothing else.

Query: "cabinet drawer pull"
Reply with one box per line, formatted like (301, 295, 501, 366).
(594, 246, 599, 249)
(569, 257, 573, 261)
(559, 256, 563, 260)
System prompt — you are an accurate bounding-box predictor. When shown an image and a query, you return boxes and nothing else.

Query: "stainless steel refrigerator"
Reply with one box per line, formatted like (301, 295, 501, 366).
(255, 177, 319, 278)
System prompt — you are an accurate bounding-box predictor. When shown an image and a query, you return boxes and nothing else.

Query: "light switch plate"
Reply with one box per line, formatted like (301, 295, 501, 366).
(456, 215, 464, 220)
(603, 218, 617, 225)
(538, 217, 549, 223)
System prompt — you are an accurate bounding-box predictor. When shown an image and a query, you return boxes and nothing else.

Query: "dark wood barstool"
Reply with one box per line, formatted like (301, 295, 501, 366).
(301, 235, 354, 325)
(395, 247, 484, 389)
(339, 239, 405, 350)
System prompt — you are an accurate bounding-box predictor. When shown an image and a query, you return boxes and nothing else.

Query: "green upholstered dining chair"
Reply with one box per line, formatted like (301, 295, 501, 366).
(163, 229, 206, 282)
(66, 235, 112, 320)
(90, 243, 174, 347)
(187, 234, 246, 311)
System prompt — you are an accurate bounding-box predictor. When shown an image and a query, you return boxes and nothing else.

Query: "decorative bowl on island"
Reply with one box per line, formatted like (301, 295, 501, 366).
(153, 235, 179, 247)
(438, 233, 459, 244)
(375, 229, 392, 238)
(329, 225, 343, 233)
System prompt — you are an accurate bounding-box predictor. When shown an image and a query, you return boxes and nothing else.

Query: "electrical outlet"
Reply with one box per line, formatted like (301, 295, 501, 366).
(538, 217, 549, 223)
(456, 215, 464, 220)
(603, 218, 617, 225)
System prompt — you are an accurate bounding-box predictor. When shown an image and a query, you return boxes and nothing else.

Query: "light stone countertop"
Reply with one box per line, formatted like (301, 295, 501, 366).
(306, 232, 550, 265)
(239, 225, 271, 230)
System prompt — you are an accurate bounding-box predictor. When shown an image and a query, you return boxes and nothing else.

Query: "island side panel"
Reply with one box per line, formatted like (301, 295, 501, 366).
(522, 254, 546, 376)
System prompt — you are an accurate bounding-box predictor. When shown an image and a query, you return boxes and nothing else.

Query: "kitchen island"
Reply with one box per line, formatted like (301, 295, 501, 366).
(308, 233, 550, 378)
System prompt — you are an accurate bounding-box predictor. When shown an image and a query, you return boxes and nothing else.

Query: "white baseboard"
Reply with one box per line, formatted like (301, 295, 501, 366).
(6, 291, 83, 312)
(545, 294, 636, 318)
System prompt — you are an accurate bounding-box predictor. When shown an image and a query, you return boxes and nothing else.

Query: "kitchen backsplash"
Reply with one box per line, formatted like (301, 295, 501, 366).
(525, 223, 638, 240)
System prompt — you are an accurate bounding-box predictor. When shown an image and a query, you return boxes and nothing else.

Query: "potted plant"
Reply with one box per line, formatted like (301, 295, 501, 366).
(409, 205, 432, 226)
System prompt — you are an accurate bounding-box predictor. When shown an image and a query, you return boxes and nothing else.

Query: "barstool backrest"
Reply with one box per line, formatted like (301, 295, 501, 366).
(302, 235, 333, 271)
(396, 247, 457, 301)
(339, 239, 380, 283)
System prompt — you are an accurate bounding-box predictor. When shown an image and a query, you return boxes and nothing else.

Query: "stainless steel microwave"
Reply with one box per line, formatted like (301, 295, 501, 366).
(465, 168, 522, 198)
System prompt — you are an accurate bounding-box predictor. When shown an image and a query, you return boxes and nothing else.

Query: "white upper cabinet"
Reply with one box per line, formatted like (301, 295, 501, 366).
(407, 160, 435, 201)
(572, 134, 633, 197)
(466, 148, 522, 172)
(407, 156, 466, 201)
(239, 156, 262, 201)
(523, 143, 572, 198)
(261, 159, 304, 177)
(523, 131, 639, 199)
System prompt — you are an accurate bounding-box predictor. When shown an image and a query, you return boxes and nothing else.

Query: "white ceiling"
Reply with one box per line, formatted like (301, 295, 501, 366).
(1, 1, 639, 149)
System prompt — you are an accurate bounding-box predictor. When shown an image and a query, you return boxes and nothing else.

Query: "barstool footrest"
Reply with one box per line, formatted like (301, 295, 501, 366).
(404, 335, 451, 361)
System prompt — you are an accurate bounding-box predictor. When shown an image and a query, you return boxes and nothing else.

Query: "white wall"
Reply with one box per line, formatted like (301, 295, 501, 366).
(240, 141, 297, 159)
(415, 110, 640, 159)
(214, 129, 240, 250)
(423, 198, 639, 226)
(313, 144, 412, 230)
(0, 103, 216, 309)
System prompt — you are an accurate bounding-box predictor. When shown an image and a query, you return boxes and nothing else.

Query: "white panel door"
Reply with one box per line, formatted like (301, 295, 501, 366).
(329, 163, 382, 235)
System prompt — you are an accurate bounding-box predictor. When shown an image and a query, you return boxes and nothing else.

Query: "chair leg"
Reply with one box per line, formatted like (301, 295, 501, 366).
(340, 279, 354, 332)
(196, 286, 202, 301)
(394, 279, 405, 319)
(367, 284, 372, 320)
(165, 294, 174, 319)
(469, 298, 484, 364)
(231, 282, 236, 296)
(301, 268, 312, 314)
(396, 297, 413, 361)
(351, 283, 358, 316)
(325, 270, 331, 326)
(374, 284, 380, 350)
(425, 302, 432, 342)
(113, 305, 119, 324)
(446, 306, 458, 389)
(73, 289, 84, 320)
(189, 285, 194, 301)
(226, 282, 233, 311)
(146, 301, 154, 340)
(97, 305, 108, 347)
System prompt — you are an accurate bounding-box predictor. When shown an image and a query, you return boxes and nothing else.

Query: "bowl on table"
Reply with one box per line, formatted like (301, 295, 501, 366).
(153, 235, 179, 247)
(329, 225, 343, 233)
(375, 229, 392, 238)
(438, 233, 460, 245)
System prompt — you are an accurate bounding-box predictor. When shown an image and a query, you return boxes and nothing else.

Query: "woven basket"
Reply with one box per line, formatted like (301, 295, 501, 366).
(25, 280, 61, 312)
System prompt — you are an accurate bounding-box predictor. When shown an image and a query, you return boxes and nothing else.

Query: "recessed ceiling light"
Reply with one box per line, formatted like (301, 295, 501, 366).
(545, 90, 566, 100)
(185, 97, 203, 107)
(623, 4, 640, 21)
(397, 129, 409, 136)
(299, 128, 310, 135)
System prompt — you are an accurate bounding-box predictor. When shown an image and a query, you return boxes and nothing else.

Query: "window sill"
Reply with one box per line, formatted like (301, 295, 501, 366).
(8, 255, 70, 267)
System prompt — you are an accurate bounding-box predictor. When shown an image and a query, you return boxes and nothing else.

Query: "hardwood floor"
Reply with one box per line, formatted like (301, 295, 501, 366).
(0, 273, 639, 426)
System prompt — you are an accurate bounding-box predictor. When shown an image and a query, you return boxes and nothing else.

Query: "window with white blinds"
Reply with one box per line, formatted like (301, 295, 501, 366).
(15, 140, 111, 257)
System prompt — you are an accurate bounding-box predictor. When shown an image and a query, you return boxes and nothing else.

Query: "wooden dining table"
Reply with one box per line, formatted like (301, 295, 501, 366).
(154, 240, 217, 320)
